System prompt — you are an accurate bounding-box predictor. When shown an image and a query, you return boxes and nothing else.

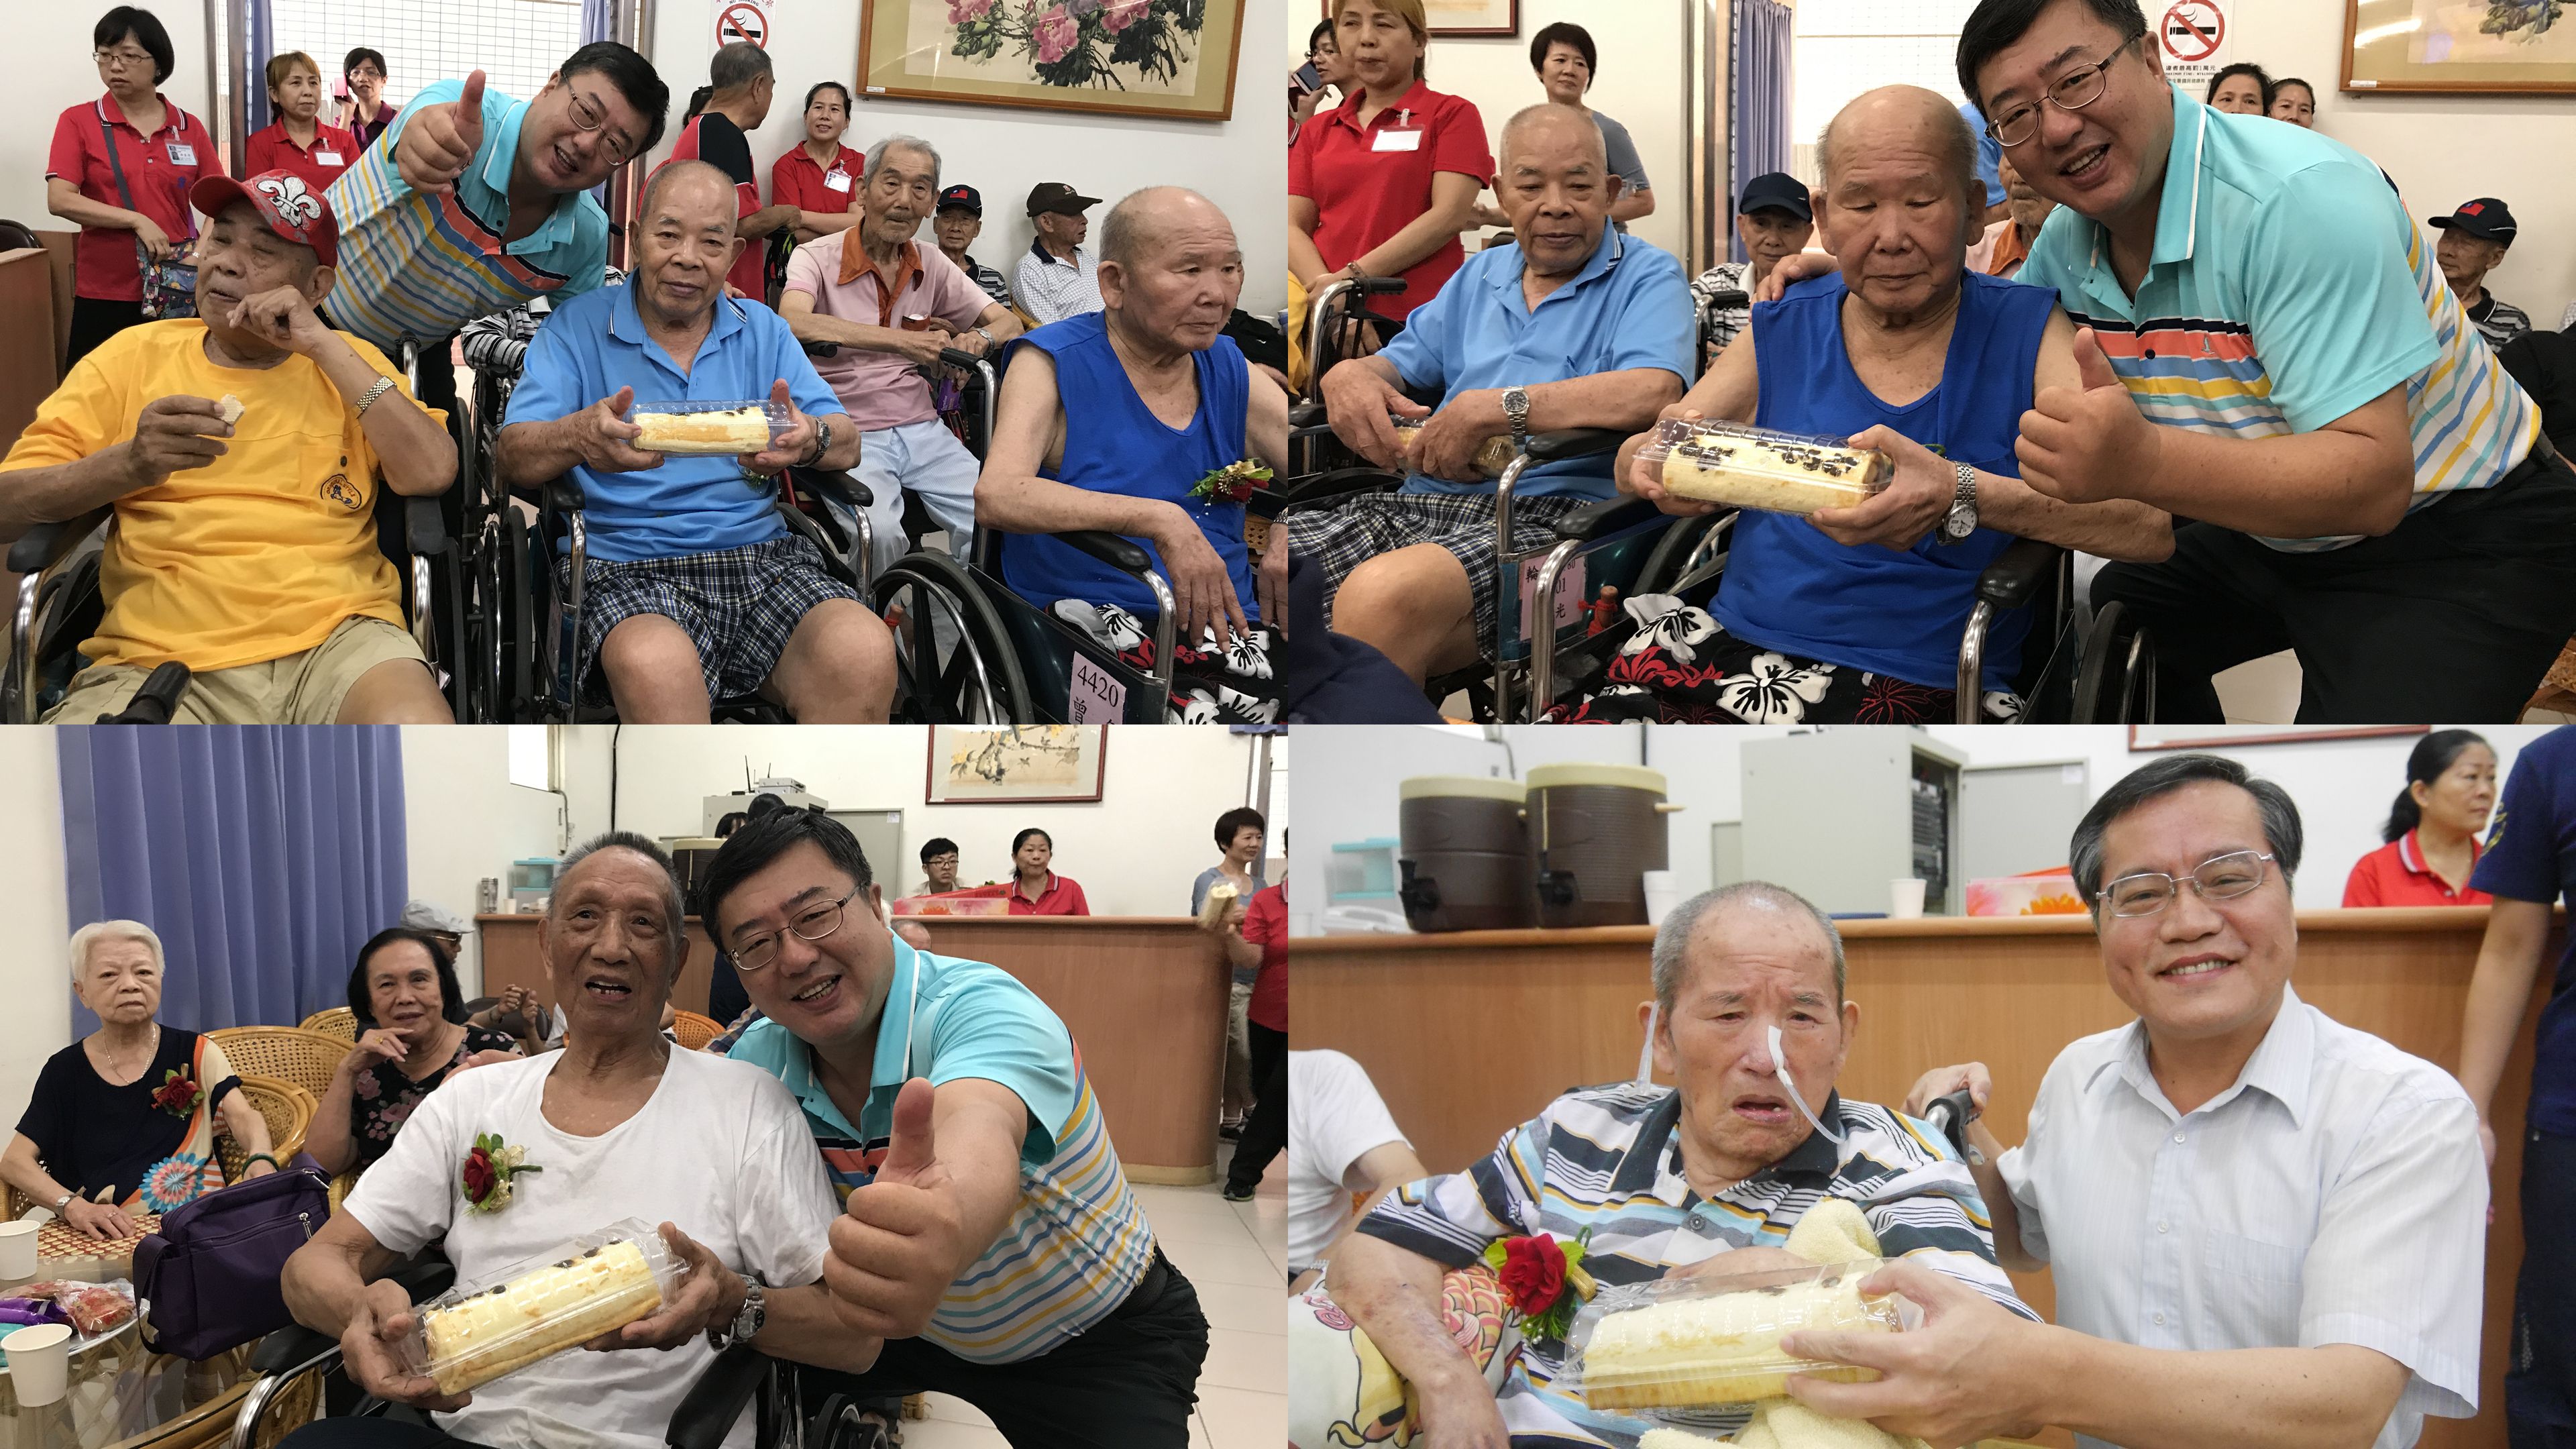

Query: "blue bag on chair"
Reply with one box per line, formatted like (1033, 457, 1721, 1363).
(133, 1155, 331, 1359)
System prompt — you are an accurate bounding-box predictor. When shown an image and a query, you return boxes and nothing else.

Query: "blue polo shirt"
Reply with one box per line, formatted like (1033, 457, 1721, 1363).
(2020, 83, 2537, 553)
(325, 78, 611, 352)
(2472, 727, 2576, 1138)
(504, 283, 845, 564)
(1378, 220, 1693, 500)
(718, 941, 1159, 1362)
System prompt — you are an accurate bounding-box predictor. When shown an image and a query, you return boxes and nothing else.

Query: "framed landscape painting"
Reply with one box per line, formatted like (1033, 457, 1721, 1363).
(861, 0, 1246, 120)
(926, 726, 1110, 804)
(2344, 0, 2576, 93)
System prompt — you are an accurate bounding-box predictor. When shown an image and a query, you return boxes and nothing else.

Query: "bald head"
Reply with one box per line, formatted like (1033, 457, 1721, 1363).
(1096, 185, 1242, 354)
(1651, 881, 1846, 1016)
(639, 159, 736, 228)
(1818, 86, 1980, 207)
(1099, 186, 1233, 272)
(1499, 102, 1605, 173)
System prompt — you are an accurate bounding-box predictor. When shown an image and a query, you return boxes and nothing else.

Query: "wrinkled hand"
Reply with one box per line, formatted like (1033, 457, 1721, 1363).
(498, 984, 534, 1018)
(58, 1197, 138, 1241)
(2017, 327, 2152, 506)
(572, 386, 663, 474)
(123, 394, 233, 488)
(1672, 1245, 1811, 1282)
(739, 378, 817, 475)
(1409, 391, 1503, 484)
(902, 328, 962, 372)
(1155, 510, 1252, 650)
(343, 1278, 472, 1411)
(1320, 361, 1421, 471)
(589, 1222, 741, 1351)
(1412, 1369, 1512, 1449)
(1902, 1062, 1994, 1120)
(1753, 250, 1837, 303)
(1779, 1259, 2044, 1448)
(453, 1048, 521, 1074)
(824, 1078, 966, 1340)
(229, 285, 336, 355)
(1255, 531, 1290, 637)
(347, 1028, 408, 1072)
(396, 70, 486, 197)
(1808, 425, 1957, 551)
(131, 215, 176, 262)
(1622, 407, 1722, 518)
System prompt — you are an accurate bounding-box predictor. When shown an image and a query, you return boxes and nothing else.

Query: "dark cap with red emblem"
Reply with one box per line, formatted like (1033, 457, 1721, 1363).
(2428, 197, 2516, 244)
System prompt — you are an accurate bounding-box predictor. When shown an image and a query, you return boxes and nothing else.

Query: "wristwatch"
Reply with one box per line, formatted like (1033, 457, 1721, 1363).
(1500, 386, 1532, 450)
(1937, 462, 1980, 543)
(708, 1280, 766, 1351)
(51, 1191, 73, 1214)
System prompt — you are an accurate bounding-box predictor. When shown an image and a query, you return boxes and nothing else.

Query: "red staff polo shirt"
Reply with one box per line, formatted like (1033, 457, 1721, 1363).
(48, 93, 212, 301)
(246, 119, 362, 197)
(770, 142, 860, 223)
(2342, 829, 2492, 907)
(1287, 78, 1491, 324)
(1242, 879, 1287, 1032)
(1006, 872, 1091, 916)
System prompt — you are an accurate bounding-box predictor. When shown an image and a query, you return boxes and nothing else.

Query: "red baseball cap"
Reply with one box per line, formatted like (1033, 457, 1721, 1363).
(190, 170, 339, 268)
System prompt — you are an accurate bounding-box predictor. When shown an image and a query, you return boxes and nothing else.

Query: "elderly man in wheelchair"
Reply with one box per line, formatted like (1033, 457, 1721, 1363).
(1550, 85, 2171, 724)
(1291, 103, 1693, 703)
(973, 186, 1294, 723)
(495, 160, 895, 724)
(0, 171, 457, 723)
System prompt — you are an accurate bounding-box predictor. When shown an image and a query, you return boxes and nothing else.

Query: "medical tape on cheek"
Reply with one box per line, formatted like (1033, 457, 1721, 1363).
(1770, 1023, 1844, 1144)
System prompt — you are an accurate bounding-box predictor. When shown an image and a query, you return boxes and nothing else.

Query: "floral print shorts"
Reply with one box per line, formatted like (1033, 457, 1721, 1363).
(1049, 600, 1284, 724)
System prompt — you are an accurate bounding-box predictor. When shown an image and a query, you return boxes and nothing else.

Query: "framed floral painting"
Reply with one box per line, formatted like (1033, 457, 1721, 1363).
(2343, 0, 2576, 93)
(860, 0, 1248, 121)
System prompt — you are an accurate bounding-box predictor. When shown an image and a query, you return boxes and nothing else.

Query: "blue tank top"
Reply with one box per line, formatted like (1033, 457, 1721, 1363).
(998, 311, 1256, 621)
(1711, 270, 2051, 692)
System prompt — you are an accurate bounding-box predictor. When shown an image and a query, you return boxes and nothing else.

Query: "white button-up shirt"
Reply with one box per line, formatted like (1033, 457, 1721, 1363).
(1998, 985, 2486, 1449)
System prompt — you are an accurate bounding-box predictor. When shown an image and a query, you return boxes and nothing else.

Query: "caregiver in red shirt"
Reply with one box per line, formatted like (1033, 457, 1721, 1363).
(246, 52, 361, 195)
(2346, 731, 2500, 907)
(1004, 828, 1090, 916)
(46, 5, 211, 367)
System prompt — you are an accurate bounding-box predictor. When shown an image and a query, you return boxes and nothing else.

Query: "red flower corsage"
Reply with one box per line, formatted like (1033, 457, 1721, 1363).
(461, 1132, 541, 1214)
(1481, 1227, 1597, 1340)
(149, 1069, 202, 1118)
(1189, 460, 1272, 506)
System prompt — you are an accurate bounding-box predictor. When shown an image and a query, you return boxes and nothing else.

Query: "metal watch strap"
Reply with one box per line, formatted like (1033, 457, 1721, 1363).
(352, 376, 398, 419)
(710, 1281, 766, 1350)
(1941, 461, 1978, 543)
(52, 1191, 73, 1213)
(1503, 386, 1531, 450)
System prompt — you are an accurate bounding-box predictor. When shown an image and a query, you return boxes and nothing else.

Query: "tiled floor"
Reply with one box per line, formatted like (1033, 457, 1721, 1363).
(898, 1138, 1285, 1449)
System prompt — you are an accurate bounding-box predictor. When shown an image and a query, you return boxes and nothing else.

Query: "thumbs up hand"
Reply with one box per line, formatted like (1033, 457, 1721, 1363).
(824, 1077, 966, 1340)
(2015, 325, 2157, 506)
(395, 70, 489, 197)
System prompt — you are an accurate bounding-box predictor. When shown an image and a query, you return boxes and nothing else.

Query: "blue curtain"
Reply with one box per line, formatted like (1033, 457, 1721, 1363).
(246, 0, 276, 145)
(58, 728, 409, 1036)
(1729, 0, 1794, 264)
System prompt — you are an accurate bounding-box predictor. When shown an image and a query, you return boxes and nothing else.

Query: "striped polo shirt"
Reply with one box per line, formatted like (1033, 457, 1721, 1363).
(718, 941, 1157, 1364)
(1357, 1083, 2033, 1448)
(323, 77, 609, 352)
(2021, 84, 2537, 554)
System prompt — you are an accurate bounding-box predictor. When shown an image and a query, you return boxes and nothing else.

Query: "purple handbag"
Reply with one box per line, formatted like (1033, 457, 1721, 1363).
(132, 1155, 332, 1359)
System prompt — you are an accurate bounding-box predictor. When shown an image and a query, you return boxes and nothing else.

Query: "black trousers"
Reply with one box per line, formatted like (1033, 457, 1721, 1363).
(65, 297, 148, 371)
(2091, 444, 2576, 722)
(1228, 1022, 1288, 1193)
(2512, 1128, 2576, 1447)
(802, 1248, 1208, 1449)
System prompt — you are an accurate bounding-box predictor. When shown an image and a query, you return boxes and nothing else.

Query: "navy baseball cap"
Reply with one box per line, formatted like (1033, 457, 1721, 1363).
(1737, 172, 1812, 221)
(2430, 197, 2516, 243)
(936, 184, 982, 216)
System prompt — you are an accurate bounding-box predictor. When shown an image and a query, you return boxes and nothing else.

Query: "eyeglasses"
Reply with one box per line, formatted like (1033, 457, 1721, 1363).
(2100, 851, 2275, 919)
(566, 86, 636, 165)
(94, 48, 155, 70)
(924, 854, 959, 868)
(1984, 38, 2137, 148)
(729, 888, 861, 973)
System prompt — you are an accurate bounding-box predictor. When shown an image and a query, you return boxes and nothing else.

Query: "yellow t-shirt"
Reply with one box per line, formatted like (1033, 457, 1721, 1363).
(0, 319, 442, 670)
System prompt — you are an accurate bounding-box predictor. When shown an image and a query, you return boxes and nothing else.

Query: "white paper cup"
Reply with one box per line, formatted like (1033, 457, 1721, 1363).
(3, 1322, 74, 1406)
(1642, 870, 1682, 927)
(1890, 877, 1927, 919)
(0, 1220, 35, 1279)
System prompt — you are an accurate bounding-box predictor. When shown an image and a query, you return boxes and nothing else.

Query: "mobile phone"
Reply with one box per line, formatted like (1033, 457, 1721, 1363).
(1293, 60, 1323, 92)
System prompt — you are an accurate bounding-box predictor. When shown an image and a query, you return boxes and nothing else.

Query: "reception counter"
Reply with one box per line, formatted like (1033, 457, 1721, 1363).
(476, 912, 1232, 1183)
(1293, 908, 2552, 1449)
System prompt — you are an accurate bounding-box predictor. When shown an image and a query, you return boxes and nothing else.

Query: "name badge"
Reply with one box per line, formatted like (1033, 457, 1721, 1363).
(1372, 129, 1423, 153)
(165, 142, 197, 166)
(824, 169, 852, 192)
(316, 150, 343, 166)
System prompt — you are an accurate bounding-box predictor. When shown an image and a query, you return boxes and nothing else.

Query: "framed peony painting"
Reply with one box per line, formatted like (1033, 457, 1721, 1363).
(860, 0, 1248, 120)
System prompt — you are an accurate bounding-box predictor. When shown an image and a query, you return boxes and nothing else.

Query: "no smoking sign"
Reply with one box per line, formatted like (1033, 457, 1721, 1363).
(2162, 0, 2224, 62)
(716, 1, 768, 48)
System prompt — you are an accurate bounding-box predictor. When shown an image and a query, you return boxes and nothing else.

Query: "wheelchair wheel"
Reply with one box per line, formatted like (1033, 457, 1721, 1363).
(2075, 598, 2155, 722)
(809, 1393, 897, 1449)
(871, 550, 1029, 723)
(1631, 512, 1726, 597)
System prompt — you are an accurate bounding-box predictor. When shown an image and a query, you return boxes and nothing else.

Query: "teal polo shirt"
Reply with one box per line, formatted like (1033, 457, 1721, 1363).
(2019, 83, 2537, 553)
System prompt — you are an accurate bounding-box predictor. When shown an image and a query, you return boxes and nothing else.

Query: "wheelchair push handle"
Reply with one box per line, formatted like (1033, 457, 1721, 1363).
(1922, 1087, 1981, 1162)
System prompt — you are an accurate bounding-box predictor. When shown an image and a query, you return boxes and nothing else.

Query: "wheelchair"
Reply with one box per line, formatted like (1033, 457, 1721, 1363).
(3, 338, 471, 724)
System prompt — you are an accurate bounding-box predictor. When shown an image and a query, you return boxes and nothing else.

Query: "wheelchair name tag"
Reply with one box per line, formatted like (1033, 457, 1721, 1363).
(1516, 554, 1589, 643)
(1069, 652, 1128, 723)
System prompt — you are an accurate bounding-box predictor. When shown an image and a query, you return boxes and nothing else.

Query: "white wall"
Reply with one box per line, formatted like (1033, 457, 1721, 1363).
(1290, 724, 2557, 929)
(398, 726, 575, 998)
(0, 731, 70, 1137)
(552, 725, 1263, 917)
(0, 3, 221, 231)
(651, 0, 1287, 316)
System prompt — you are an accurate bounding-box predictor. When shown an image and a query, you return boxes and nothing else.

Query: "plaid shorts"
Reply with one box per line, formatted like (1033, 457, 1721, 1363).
(567, 533, 860, 704)
(1285, 490, 1589, 645)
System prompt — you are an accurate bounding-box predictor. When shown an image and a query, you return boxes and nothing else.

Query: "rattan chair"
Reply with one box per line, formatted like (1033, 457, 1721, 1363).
(297, 1007, 357, 1042)
(218, 1075, 314, 1181)
(205, 1026, 351, 1102)
(673, 1010, 726, 1051)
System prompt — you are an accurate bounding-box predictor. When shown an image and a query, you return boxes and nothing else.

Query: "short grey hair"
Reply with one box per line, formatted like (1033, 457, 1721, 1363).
(1099, 185, 1220, 272)
(863, 135, 941, 193)
(1498, 101, 1606, 172)
(2070, 754, 2303, 911)
(639, 158, 737, 225)
(708, 41, 771, 91)
(1650, 881, 1847, 1017)
(551, 830, 690, 947)
(69, 919, 166, 983)
(1817, 87, 1982, 209)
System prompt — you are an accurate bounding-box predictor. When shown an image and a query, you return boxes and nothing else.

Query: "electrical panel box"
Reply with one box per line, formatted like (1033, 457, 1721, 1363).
(1739, 730, 1968, 915)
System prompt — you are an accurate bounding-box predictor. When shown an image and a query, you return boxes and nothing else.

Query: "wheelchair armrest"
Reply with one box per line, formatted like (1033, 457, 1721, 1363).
(1266, 467, 1402, 513)
(1288, 400, 1327, 431)
(1552, 494, 1667, 542)
(665, 1344, 772, 1449)
(1520, 428, 1630, 466)
(402, 495, 449, 557)
(1976, 536, 2061, 609)
(248, 1323, 340, 1375)
(1057, 530, 1154, 575)
(802, 339, 840, 358)
(101, 661, 189, 723)
(539, 476, 585, 515)
(7, 506, 110, 575)
(791, 468, 877, 513)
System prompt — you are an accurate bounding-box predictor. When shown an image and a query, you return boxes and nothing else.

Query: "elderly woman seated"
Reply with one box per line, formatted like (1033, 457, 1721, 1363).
(1298, 883, 2033, 1449)
(303, 928, 522, 1177)
(278, 834, 876, 1449)
(1551, 86, 2171, 726)
(973, 186, 1293, 724)
(4, 921, 276, 1238)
